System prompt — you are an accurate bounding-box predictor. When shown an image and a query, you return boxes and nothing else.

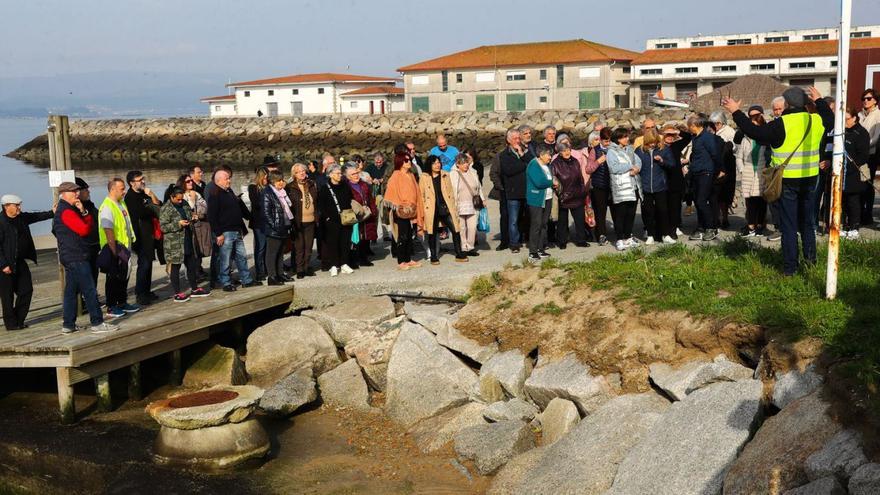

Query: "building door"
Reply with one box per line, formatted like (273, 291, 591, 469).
(578, 91, 600, 110)
(506, 93, 526, 112)
(266, 102, 278, 117)
(868, 64, 880, 89)
(476, 94, 495, 112)
(412, 96, 429, 112)
(380, 100, 385, 114)
(369, 101, 375, 115)
(291, 101, 303, 116)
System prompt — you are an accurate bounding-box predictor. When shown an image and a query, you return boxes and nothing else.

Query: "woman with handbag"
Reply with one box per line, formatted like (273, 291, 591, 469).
(346, 165, 377, 268)
(450, 152, 485, 256)
(262, 171, 293, 285)
(316, 164, 355, 277)
(606, 127, 642, 251)
(286, 163, 318, 279)
(841, 108, 872, 239)
(734, 107, 772, 238)
(159, 187, 209, 302)
(550, 141, 589, 248)
(247, 167, 269, 281)
(384, 153, 423, 270)
(420, 155, 466, 264)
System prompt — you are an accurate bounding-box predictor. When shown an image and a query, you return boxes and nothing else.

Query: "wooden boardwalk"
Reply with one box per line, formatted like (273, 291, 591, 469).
(0, 283, 295, 423)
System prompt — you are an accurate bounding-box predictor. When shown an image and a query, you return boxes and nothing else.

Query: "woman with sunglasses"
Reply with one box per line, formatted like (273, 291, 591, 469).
(858, 89, 880, 226)
(842, 108, 872, 239)
(733, 106, 772, 237)
(176, 174, 212, 262)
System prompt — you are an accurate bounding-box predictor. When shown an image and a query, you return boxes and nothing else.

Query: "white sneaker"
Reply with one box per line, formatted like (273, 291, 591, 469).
(662, 235, 677, 244)
(91, 322, 119, 333)
(848, 230, 860, 240)
(676, 228, 684, 237)
(340, 264, 354, 274)
(329, 266, 339, 277)
(627, 237, 640, 247)
(645, 237, 655, 245)
(615, 240, 627, 251)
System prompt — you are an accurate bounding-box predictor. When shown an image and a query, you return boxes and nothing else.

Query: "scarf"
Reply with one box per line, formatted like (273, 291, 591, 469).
(297, 180, 312, 210)
(272, 186, 294, 221)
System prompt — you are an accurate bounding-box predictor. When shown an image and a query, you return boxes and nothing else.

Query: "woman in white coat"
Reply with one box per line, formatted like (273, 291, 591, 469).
(450, 152, 485, 256)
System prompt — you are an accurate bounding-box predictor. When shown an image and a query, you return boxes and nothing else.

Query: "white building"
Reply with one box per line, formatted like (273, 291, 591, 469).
(631, 25, 880, 107)
(339, 86, 406, 114)
(202, 73, 400, 117)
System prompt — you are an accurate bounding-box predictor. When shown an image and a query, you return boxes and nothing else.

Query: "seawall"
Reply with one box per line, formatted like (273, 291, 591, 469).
(7, 108, 689, 167)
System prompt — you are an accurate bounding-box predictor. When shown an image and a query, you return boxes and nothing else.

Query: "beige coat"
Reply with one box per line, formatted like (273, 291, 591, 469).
(419, 171, 461, 234)
(736, 135, 770, 199)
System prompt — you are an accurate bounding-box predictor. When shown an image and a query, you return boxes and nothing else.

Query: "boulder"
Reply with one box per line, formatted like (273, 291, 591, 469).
(408, 402, 488, 453)
(182, 344, 247, 388)
(487, 447, 547, 495)
(480, 350, 533, 400)
(649, 355, 753, 401)
(849, 463, 880, 495)
(385, 322, 479, 426)
(146, 385, 264, 430)
(302, 296, 396, 346)
(503, 393, 670, 495)
(258, 369, 317, 416)
(479, 375, 507, 403)
(317, 359, 373, 412)
(773, 365, 824, 409)
(804, 429, 868, 482)
(523, 354, 614, 415)
(609, 380, 763, 495)
(538, 398, 579, 446)
(454, 420, 535, 475)
(783, 477, 846, 495)
(245, 316, 340, 388)
(483, 399, 539, 423)
(409, 309, 498, 364)
(724, 391, 841, 494)
(343, 316, 405, 391)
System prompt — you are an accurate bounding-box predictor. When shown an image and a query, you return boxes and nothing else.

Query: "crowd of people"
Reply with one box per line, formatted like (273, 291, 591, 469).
(1, 86, 878, 333)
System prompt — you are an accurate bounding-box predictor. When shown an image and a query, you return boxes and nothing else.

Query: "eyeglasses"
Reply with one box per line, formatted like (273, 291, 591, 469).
(185, 179, 194, 183)
(864, 96, 875, 101)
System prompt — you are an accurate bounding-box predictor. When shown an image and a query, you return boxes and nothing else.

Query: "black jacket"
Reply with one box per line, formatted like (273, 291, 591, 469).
(732, 98, 834, 149)
(844, 124, 871, 194)
(666, 132, 692, 192)
(590, 146, 611, 191)
(261, 188, 292, 238)
(317, 181, 353, 225)
(499, 147, 534, 200)
(207, 186, 247, 236)
(247, 183, 266, 230)
(124, 189, 160, 255)
(82, 199, 100, 248)
(0, 210, 53, 272)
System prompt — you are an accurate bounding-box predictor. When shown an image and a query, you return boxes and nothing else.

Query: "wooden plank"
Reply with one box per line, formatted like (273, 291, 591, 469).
(56, 367, 75, 424)
(0, 353, 70, 368)
(94, 374, 112, 412)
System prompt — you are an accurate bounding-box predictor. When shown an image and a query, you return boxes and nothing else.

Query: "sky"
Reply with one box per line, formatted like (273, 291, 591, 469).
(0, 0, 877, 114)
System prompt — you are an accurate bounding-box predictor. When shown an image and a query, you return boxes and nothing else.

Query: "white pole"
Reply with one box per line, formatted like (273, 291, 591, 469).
(825, 0, 852, 300)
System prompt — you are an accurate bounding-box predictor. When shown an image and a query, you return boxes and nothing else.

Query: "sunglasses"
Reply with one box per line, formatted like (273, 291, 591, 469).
(863, 96, 875, 101)
(185, 179, 194, 183)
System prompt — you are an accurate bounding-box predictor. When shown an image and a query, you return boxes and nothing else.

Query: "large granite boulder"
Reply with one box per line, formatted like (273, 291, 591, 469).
(317, 359, 373, 412)
(772, 364, 824, 409)
(724, 391, 841, 494)
(649, 355, 753, 401)
(343, 316, 405, 391)
(483, 399, 539, 423)
(805, 429, 868, 482)
(245, 316, 340, 388)
(408, 308, 498, 364)
(258, 369, 317, 416)
(850, 463, 880, 495)
(302, 296, 396, 346)
(609, 380, 763, 495)
(408, 402, 487, 453)
(487, 447, 547, 495)
(523, 354, 615, 415)
(454, 420, 535, 475)
(480, 350, 533, 400)
(183, 344, 247, 388)
(538, 398, 579, 446)
(385, 321, 479, 426)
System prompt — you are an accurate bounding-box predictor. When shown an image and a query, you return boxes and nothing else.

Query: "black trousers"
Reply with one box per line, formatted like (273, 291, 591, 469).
(0, 260, 32, 329)
(693, 173, 717, 230)
(497, 191, 509, 248)
(557, 205, 586, 245)
(428, 211, 463, 260)
(266, 236, 285, 279)
(394, 217, 414, 264)
(844, 192, 863, 230)
(591, 188, 611, 238)
(292, 222, 315, 274)
(745, 197, 768, 228)
(860, 161, 877, 225)
(666, 189, 683, 233)
(170, 251, 199, 294)
(323, 221, 352, 269)
(528, 200, 551, 254)
(105, 261, 129, 309)
(641, 191, 670, 240)
(611, 201, 637, 241)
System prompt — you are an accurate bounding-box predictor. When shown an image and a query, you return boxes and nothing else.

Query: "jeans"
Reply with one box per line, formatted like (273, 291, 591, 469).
(0, 260, 32, 329)
(63, 261, 103, 328)
(692, 173, 717, 230)
(779, 176, 819, 275)
(135, 246, 153, 299)
(218, 231, 253, 287)
(253, 228, 267, 279)
(105, 258, 129, 309)
(507, 199, 524, 248)
(528, 200, 551, 254)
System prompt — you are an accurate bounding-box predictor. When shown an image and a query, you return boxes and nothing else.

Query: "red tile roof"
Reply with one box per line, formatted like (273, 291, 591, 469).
(228, 72, 398, 87)
(340, 86, 404, 97)
(632, 37, 880, 65)
(397, 39, 639, 72)
(200, 94, 236, 102)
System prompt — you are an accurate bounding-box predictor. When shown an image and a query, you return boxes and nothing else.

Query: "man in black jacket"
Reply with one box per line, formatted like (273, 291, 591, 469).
(207, 170, 261, 292)
(499, 128, 534, 253)
(0, 194, 52, 330)
(124, 171, 162, 306)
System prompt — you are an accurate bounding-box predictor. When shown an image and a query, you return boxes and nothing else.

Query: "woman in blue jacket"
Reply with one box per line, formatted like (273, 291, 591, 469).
(525, 144, 556, 263)
(635, 129, 676, 245)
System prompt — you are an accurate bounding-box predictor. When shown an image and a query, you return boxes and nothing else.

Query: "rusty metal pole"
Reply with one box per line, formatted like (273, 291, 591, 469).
(825, 0, 851, 300)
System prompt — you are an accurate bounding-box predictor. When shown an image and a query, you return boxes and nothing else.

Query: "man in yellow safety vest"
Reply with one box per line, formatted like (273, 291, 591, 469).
(98, 177, 140, 318)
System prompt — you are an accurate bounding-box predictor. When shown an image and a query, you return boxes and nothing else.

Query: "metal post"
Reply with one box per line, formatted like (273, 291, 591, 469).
(826, 0, 851, 300)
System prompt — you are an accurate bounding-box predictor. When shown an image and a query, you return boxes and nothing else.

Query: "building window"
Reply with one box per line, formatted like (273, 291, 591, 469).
(727, 38, 751, 45)
(556, 65, 564, 88)
(244, 91, 250, 97)
(441, 70, 448, 92)
(851, 31, 871, 38)
(506, 93, 526, 111)
(350, 101, 358, 108)
(578, 91, 600, 110)
(411, 75, 429, 85)
(456, 73, 462, 83)
(691, 40, 714, 47)
(614, 95, 626, 108)
(476, 94, 494, 112)
(640, 68, 662, 75)
(539, 69, 547, 80)
(456, 98, 463, 106)
(475, 71, 495, 83)
(411, 96, 429, 112)
(318, 88, 325, 94)
(831, 60, 838, 67)
(579, 67, 600, 78)
(789, 78, 815, 88)
(506, 71, 526, 81)
(622, 66, 631, 74)
(789, 62, 816, 69)
(215, 105, 221, 112)
(803, 34, 829, 41)
(655, 42, 678, 49)
(712, 65, 737, 73)
(268, 90, 274, 96)
(750, 63, 775, 71)
(676, 67, 698, 74)
(292, 89, 299, 95)
(765, 36, 789, 43)
(539, 96, 548, 103)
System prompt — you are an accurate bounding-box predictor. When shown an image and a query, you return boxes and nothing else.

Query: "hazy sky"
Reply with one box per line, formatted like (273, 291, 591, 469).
(2, 0, 878, 81)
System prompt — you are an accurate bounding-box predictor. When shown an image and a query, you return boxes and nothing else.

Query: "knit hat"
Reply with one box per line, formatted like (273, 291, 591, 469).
(747, 105, 765, 114)
(783, 87, 806, 108)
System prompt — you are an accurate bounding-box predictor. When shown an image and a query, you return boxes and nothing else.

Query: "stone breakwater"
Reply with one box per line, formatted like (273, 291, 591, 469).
(8, 108, 690, 167)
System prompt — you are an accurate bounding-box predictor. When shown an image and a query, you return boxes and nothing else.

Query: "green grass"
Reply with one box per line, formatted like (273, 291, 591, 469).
(467, 272, 499, 301)
(532, 301, 564, 316)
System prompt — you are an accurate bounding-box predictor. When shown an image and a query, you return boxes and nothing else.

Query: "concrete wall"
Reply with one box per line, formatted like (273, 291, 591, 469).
(208, 101, 237, 117)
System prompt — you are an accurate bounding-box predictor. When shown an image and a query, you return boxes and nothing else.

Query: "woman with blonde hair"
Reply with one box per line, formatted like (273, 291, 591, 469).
(634, 128, 675, 244)
(286, 163, 318, 278)
(247, 166, 269, 280)
(450, 152, 485, 256)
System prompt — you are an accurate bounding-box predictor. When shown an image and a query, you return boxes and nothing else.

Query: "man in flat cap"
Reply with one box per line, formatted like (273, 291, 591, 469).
(0, 193, 53, 330)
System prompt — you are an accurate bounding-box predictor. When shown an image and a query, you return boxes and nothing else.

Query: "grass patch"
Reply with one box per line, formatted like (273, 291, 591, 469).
(468, 272, 500, 301)
(532, 301, 564, 316)
(496, 298, 514, 311)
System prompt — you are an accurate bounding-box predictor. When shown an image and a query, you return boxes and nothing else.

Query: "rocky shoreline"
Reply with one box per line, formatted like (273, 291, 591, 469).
(7, 108, 689, 166)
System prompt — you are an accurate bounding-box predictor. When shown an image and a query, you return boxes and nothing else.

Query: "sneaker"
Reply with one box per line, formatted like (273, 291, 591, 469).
(106, 306, 125, 318)
(704, 229, 718, 241)
(455, 256, 469, 263)
(190, 287, 211, 297)
(662, 235, 677, 244)
(120, 303, 140, 313)
(528, 253, 541, 264)
(675, 228, 684, 237)
(538, 251, 551, 259)
(91, 322, 120, 333)
(645, 237, 655, 245)
(243, 280, 263, 287)
(495, 244, 509, 251)
(330, 266, 339, 277)
(766, 231, 782, 242)
(267, 277, 285, 286)
(340, 264, 354, 274)
(222, 285, 237, 292)
(741, 228, 757, 238)
(173, 293, 190, 303)
(61, 325, 84, 334)
(510, 246, 521, 254)
(467, 250, 480, 256)
(625, 237, 638, 248)
(598, 235, 608, 246)
(848, 230, 860, 240)
(615, 240, 627, 251)
(689, 230, 705, 241)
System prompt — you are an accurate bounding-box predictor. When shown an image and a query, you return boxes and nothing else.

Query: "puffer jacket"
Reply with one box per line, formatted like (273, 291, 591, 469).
(734, 133, 771, 199)
(635, 147, 674, 194)
(550, 154, 587, 209)
(261, 187, 292, 238)
(589, 145, 611, 191)
(606, 143, 642, 204)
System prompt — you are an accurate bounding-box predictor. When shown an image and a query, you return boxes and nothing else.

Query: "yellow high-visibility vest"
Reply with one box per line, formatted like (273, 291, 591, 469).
(98, 197, 135, 248)
(771, 112, 824, 179)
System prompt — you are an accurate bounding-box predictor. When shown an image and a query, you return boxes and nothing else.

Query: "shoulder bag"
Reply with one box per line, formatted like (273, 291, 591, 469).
(456, 169, 485, 210)
(761, 115, 812, 203)
(329, 187, 358, 226)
